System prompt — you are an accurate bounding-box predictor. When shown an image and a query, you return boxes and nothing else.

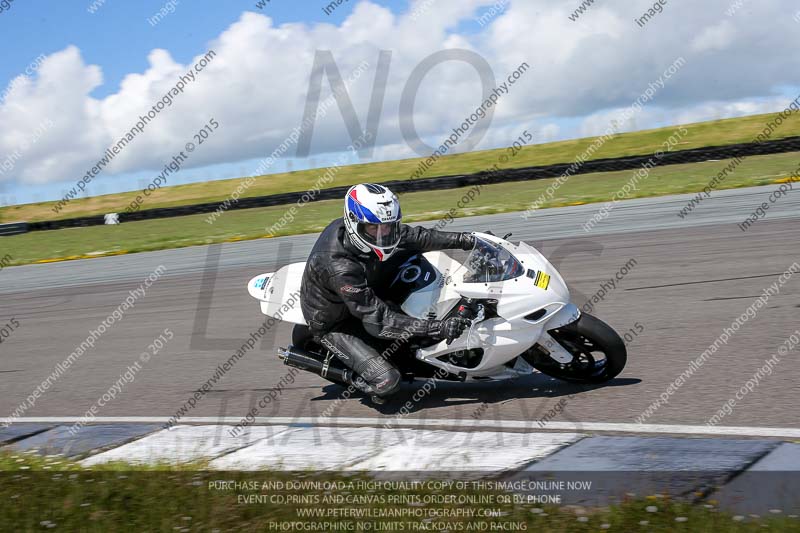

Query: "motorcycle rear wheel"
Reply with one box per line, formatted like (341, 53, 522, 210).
(526, 313, 627, 383)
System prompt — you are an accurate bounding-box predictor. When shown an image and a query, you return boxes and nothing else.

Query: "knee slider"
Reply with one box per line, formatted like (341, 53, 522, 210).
(357, 357, 400, 396)
(373, 368, 401, 397)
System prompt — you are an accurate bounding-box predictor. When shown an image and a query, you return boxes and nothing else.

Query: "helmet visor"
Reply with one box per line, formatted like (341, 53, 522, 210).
(357, 221, 401, 248)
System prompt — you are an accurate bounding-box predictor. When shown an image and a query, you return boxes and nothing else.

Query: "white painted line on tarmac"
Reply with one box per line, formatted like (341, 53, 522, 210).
(5, 417, 800, 439)
(210, 427, 418, 471)
(349, 430, 581, 473)
(81, 425, 291, 466)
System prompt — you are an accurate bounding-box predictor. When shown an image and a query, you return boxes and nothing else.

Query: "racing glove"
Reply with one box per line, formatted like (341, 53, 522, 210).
(428, 317, 471, 345)
(459, 233, 476, 250)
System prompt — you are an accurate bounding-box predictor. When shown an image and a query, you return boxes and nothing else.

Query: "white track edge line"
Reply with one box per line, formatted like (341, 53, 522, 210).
(3, 417, 800, 439)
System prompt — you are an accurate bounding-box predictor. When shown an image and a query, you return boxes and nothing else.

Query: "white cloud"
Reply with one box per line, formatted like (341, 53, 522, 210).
(669, 96, 796, 124)
(539, 123, 561, 142)
(1, 0, 800, 188)
(578, 94, 797, 138)
(0, 46, 104, 184)
(691, 21, 735, 53)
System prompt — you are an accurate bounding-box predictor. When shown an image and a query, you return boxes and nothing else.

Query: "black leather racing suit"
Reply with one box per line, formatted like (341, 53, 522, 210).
(300, 217, 473, 397)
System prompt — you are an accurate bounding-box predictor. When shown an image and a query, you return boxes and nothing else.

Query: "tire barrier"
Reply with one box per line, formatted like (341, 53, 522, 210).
(14, 135, 800, 234)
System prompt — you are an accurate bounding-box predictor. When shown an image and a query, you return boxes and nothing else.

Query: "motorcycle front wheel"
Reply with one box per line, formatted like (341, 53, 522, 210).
(525, 313, 627, 383)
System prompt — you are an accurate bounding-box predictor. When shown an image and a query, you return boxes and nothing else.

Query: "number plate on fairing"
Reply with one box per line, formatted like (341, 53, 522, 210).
(527, 269, 551, 290)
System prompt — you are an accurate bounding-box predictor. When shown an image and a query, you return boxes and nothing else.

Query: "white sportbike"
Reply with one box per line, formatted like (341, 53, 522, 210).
(248, 232, 627, 390)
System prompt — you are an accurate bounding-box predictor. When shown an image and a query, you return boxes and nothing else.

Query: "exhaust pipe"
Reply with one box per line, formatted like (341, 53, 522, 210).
(278, 345, 354, 385)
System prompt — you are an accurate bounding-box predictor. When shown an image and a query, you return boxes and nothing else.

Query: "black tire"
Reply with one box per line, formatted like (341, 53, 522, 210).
(527, 313, 627, 383)
(292, 324, 314, 348)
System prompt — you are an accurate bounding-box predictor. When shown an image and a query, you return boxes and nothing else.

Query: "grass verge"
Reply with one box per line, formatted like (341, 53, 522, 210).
(0, 151, 797, 266)
(1, 452, 797, 531)
(2, 111, 799, 224)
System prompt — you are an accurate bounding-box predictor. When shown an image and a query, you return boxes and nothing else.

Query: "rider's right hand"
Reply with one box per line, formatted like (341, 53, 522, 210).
(429, 317, 471, 345)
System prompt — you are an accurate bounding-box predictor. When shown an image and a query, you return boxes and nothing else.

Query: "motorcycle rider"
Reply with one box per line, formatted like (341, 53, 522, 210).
(300, 183, 476, 401)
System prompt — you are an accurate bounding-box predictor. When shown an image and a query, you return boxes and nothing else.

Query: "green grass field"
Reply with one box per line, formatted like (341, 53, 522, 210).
(1, 111, 799, 224)
(1, 452, 796, 531)
(1, 151, 797, 266)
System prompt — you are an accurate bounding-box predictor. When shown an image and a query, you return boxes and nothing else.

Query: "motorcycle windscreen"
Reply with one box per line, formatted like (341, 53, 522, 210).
(459, 237, 525, 284)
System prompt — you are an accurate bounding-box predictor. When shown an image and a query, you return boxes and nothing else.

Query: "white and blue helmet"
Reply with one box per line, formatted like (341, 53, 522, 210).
(343, 183, 402, 261)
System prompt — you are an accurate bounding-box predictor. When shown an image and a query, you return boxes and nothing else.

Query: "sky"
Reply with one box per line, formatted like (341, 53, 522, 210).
(1, 0, 799, 206)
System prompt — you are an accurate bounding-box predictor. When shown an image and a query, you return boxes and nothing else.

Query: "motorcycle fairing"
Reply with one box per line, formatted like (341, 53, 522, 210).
(248, 262, 307, 325)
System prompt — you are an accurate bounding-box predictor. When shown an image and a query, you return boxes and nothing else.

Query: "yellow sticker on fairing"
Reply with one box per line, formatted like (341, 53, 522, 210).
(534, 271, 551, 290)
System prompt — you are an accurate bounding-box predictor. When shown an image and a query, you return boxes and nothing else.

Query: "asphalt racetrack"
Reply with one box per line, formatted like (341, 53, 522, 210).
(1, 184, 798, 429)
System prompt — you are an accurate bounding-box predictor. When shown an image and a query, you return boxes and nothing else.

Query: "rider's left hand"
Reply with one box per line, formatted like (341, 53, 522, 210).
(430, 316, 471, 345)
(460, 233, 476, 250)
